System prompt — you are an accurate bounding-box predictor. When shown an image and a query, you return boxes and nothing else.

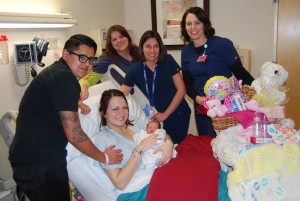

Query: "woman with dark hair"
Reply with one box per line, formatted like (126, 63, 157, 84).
(93, 89, 174, 200)
(181, 7, 254, 136)
(120, 30, 191, 144)
(79, 25, 141, 101)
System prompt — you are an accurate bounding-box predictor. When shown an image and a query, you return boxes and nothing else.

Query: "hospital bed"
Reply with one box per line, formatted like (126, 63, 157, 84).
(67, 65, 220, 201)
(0, 65, 220, 201)
(0, 111, 19, 201)
(65, 65, 300, 201)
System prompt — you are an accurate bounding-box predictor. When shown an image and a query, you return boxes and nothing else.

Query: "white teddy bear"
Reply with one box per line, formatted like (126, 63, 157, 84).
(251, 61, 288, 106)
(277, 118, 295, 128)
(206, 99, 228, 117)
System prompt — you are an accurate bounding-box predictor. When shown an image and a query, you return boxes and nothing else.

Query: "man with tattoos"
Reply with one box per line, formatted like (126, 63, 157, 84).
(9, 34, 123, 201)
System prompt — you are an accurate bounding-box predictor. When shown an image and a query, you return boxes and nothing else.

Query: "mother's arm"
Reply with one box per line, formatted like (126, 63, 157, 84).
(104, 134, 158, 190)
(154, 134, 174, 167)
(154, 72, 186, 122)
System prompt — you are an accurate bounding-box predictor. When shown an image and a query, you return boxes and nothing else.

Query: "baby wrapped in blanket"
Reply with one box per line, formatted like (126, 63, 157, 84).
(134, 119, 177, 169)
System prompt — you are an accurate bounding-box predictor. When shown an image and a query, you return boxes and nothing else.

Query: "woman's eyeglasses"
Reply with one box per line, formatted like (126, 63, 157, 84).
(68, 51, 97, 65)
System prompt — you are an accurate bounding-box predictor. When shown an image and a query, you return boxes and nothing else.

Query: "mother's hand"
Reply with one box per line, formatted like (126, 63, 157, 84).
(154, 135, 174, 167)
(139, 134, 159, 152)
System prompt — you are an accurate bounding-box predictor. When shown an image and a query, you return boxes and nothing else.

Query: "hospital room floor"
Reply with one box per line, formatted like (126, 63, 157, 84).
(70, 182, 82, 201)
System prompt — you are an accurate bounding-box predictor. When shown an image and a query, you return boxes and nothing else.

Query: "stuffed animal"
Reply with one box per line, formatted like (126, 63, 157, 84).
(206, 99, 228, 117)
(251, 61, 288, 106)
(277, 118, 295, 128)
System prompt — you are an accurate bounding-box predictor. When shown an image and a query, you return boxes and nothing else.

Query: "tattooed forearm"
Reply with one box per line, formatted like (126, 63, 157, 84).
(60, 111, 88, 143)
(60, 112, 79, 122)
(71, 127, 88, 142)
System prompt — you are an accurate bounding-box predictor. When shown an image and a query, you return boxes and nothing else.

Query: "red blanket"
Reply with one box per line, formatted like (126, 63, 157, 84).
(147, 135, 220, 201)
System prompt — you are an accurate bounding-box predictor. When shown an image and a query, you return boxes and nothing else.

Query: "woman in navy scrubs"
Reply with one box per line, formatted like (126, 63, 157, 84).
(181, 7, 254, 136)
(121, 30, 191, 144)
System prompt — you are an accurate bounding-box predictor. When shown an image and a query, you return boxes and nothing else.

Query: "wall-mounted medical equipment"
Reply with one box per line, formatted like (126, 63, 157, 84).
(14, 42, 38, 65)
(11, 41, 38, 86)
(33, 37, 49, 67)
(0, 12, 77, 28)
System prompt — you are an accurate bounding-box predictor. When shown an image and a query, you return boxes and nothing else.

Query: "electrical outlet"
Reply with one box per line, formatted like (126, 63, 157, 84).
(44, 38, 60, 50)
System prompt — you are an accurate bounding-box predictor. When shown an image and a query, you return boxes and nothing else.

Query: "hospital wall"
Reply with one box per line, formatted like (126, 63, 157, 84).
(125, 0, 275, 77)
(0, 0, 125, 118)
(0, 0, 274, 124)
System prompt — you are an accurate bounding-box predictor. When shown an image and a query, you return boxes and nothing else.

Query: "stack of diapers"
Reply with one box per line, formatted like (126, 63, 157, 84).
(239, 171, 285, 201)
(227, 143, 300, 201)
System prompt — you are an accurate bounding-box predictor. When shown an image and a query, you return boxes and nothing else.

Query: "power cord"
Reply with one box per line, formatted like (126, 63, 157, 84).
(10, 55, 31, 87)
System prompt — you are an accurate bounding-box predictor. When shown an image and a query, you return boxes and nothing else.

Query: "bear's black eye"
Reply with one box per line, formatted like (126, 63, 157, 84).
(274, 70, 279, 75)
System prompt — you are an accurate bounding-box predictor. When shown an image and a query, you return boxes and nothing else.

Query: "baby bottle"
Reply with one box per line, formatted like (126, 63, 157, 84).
(250, 112, 273, 144)
(251, 112, 264, 144)
(260, 114, 272, 143)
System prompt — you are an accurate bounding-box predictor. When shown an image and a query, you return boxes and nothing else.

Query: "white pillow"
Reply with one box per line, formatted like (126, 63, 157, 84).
(127, 94, 147, 125)
(79, 95, 101, 138)
(66, 95, 101, 163)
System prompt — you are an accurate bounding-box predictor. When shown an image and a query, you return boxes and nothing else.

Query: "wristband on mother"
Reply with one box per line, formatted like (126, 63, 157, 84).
(132, 147, 143, 158)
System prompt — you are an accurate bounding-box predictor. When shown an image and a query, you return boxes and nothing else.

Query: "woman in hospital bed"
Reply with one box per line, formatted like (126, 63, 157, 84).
(92, 89, 174, 201)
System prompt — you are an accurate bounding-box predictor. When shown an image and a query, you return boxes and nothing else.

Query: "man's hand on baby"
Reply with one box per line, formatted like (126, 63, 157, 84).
(105, 145, 123, 164)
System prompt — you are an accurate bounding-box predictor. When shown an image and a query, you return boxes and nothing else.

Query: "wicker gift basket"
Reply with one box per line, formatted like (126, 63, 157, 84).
(211, 85, 256, 131)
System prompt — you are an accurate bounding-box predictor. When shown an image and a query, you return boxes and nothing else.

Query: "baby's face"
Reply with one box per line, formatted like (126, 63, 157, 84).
(146, 122, 159, 134)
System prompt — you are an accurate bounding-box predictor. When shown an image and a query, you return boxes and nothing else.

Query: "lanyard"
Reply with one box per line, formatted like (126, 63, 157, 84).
(143, 62, 157, 107)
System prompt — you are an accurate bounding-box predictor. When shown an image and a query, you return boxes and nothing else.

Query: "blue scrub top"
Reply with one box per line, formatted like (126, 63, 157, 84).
(181, 36, 239, 96)
(124, 54, 191, 143)
(124, 54, 184, 112)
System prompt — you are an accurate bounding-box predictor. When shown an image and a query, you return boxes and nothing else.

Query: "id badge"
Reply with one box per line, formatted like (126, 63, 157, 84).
(143, 103, 151, 118)
(143, 104, 156, 118)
